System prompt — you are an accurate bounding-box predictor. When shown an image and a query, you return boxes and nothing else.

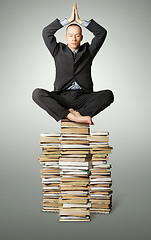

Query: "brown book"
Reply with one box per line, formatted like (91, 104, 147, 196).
(90, 184, 111, 188)
(61, 177, 89, 182)
(43, 202, 60, 206)
(91, 172, 111, 176)
(60, 186, 89, 191)
(91, 203, 110, 208)
(90, 146, 113, 149)
(61, 150, 90, 155)
(90, 191, 112, 195)
(90, 209, 110, 214)
(39, 136, 60, 143)
(91, 169, 108, 172)
(90, 199, 111, 204)
(59, 199, 88, 204)
(60, 182, 89, 186)
(87, 135, 109, 142)
(59, 209, 90, 216)
(39, 154, 60, 159)
(59, 219, 90, 222)
(61, 121, 89, 127)
(42, 184, 60, 187)
(39, 160, 60, 163)
(61, 127, 90, 134)
(91, 150, 111, 154)
(43, 151, 61, 155)
(43, 199, 59, 202)
(40, 170, 60, 173)
(59, 158, 90, 162)
(92, 154, 108, 159)
(61, 140, 89, 145)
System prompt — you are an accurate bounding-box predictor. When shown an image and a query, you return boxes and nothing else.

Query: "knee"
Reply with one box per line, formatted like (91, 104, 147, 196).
(32, 88, 42, 102)
(106, 89, 114, 103)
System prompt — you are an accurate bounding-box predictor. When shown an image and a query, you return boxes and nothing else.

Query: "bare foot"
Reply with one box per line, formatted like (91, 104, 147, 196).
(73, 110, 94, 125)
(65, 112, 94, 125)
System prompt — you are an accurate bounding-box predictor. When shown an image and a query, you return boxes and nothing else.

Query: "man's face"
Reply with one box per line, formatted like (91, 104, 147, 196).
(65, 26, 83, 51)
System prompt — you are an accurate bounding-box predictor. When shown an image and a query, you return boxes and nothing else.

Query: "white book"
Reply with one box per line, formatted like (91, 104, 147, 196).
(61, 191, 88, 195)
(90, 177, 112, 182)
(60, 168, 89, 172)
(91, 132, 109, 136)
(42, 177, 61, 181)
(60, 171, 88, 175)
(91, 187, 111, 190)
(92, 165, 111, 168)
(43, 187, 59, 190)
(90, 143, 109, 145)
(44, 163, 60, 166)
(61, 134, 89, 137)
(42, 181, 60, 184)
(90, 194, 109, 197)
(60, 216, 90, 220)
(43, 162, 59, 165)
(60, 167, 89, 170)
(63, 203, 91, 208)
(90, 181, 111, 184)
(92, 162, 109, 165)
(90, 194, 112, 197)
(43, 166, 59, 168)
(59, 162, 91, 166)
(59, 137, 88, 140)
(60, 144, 90, 149)
(43, 193, 59, 196)
(40, 143, 60, 146)
(40, 133, 60, 137)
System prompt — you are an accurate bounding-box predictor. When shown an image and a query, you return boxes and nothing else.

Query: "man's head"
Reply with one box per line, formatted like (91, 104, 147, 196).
(65, 24, 83, 51)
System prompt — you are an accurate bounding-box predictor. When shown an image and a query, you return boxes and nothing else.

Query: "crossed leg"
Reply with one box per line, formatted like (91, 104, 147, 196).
(32, 88, 114, 125)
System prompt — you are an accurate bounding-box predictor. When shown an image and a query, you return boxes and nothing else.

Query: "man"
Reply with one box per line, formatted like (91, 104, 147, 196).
(32, 3, 114, 125)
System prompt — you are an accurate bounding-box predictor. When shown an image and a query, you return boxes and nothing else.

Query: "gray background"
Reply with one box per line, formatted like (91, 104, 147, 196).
(0, 0, 151, 239)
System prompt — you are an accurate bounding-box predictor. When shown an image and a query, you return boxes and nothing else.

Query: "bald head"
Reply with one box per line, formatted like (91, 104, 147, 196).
(66, 23, 82, 35)
(65, 24, 83, 51)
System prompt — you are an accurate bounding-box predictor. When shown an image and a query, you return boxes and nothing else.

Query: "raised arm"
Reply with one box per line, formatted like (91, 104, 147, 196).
(42, 4, 76, 57)
(42, 19, 63, 57)
(86, 19, 107, 59)
(74, 3, 107, 59)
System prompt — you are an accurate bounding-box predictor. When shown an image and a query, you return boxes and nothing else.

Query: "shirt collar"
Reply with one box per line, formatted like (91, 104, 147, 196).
(67, 45, 80, 53)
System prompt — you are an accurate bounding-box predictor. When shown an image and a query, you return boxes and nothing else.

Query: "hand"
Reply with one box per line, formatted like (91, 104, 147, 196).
(68, 3, 76, 23)
(74, 3, 82, 24)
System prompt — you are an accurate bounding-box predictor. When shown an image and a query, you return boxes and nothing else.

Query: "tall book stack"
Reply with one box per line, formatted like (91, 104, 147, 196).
(38, 133, 62, 212)
(58, 119, 92, 222)
(87, 132, 113, 214)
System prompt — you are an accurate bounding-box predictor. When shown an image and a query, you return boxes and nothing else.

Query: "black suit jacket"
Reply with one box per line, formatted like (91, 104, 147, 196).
(42, 18, 107, 93)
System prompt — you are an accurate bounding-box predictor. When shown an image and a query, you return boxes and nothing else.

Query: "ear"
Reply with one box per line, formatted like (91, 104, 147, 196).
(65, 35, 67, 41)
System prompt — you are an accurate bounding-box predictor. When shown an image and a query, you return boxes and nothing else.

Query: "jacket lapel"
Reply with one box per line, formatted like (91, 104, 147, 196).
(66, 44, 87, 64)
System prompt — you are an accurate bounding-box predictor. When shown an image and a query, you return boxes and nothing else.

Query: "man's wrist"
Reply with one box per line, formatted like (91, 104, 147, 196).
(59, 18, 91, 28)
(59, 18, 69, 26)
(81, 20, 91, 27)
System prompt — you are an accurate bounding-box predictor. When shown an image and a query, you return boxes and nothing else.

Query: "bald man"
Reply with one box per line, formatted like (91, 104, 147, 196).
(32, 3, 114, 125)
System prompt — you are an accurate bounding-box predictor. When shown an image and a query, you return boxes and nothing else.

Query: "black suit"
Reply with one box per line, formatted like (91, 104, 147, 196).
(32, 18, 114, 121)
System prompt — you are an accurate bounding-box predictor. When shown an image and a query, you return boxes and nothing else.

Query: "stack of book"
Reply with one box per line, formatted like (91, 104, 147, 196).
(58, 119, 92, 221)
(87, 132, 113, 214)
(38, 133, 62, 212)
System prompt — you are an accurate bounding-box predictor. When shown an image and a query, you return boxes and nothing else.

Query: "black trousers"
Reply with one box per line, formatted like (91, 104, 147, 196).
(32, 88, 114, 122)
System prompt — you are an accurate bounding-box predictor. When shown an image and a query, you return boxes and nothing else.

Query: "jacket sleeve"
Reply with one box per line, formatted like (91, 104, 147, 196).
(85, 19, 107, 59)
(42, 18, 63, 57)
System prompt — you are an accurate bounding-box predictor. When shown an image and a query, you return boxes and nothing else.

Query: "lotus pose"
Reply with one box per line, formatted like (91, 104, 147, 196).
(32, 3, 114, 125)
